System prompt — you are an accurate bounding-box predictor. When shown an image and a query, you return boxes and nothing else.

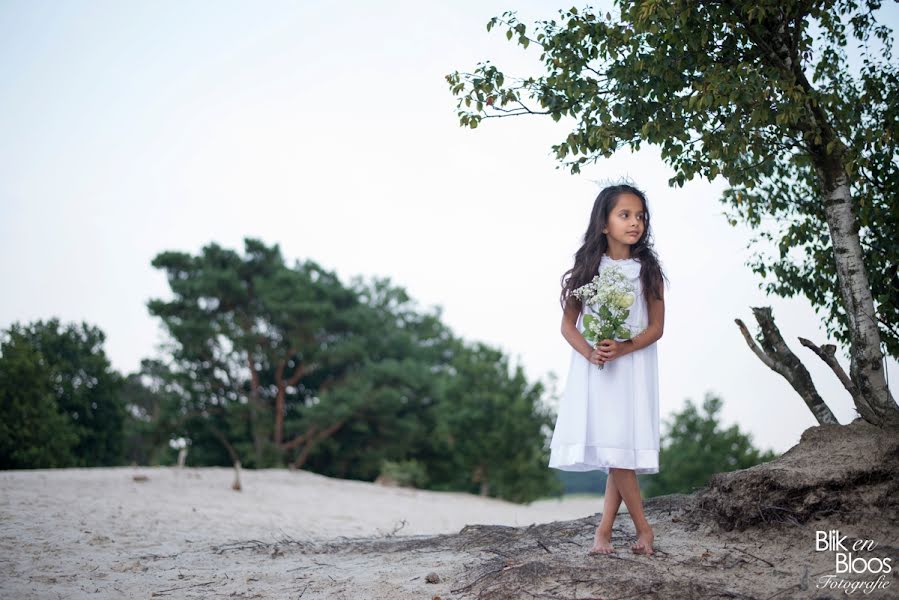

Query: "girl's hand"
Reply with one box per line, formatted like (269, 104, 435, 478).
(589, 345, 606, 366)
(597, 339, 627, 362)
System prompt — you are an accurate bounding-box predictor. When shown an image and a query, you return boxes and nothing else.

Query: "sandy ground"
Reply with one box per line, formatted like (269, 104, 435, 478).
(5, 436, 896, 600)
(0, 466, 613, 599)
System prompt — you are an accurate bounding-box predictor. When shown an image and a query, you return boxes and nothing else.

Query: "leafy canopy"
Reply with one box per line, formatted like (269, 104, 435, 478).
(447, 1, 898, 357)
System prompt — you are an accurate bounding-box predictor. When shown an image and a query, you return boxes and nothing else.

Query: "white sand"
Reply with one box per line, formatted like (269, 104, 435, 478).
(0, 466, 614, 598)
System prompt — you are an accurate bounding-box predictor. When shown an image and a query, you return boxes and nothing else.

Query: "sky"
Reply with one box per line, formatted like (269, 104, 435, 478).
(1, 0, 897, 456)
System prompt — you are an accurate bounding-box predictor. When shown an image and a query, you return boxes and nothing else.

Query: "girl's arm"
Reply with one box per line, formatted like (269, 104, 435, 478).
(623, 286, 665, 354)
(561, 297, 595, 359)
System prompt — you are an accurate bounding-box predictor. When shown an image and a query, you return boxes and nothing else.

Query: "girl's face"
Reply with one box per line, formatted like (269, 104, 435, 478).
(603, 192, 646, 246)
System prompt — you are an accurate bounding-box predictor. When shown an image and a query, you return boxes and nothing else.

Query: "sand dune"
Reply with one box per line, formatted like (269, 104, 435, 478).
(4, 421, 896, 599)
(0, 466, 607, 598)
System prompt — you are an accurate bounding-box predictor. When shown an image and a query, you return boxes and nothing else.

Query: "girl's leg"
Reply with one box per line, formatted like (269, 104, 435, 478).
(608, 467, 654, 555)
(589, 471, 622, 554)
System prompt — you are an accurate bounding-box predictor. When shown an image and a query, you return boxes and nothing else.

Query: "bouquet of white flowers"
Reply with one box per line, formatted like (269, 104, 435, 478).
(571, 264, 636, 370)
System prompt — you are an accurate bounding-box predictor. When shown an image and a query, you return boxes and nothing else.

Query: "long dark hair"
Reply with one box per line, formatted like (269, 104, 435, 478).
(559, 183, 668, 312)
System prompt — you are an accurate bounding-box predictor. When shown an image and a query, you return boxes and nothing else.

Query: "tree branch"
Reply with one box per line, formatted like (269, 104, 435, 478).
(735, 307, 839, 424)
(797, 337, 879, 423)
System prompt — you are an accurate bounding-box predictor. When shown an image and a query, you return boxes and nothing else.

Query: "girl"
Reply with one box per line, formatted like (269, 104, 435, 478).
(549, 183, 668, 557)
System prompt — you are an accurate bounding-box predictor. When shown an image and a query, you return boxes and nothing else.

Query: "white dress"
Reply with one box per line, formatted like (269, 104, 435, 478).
(548, 254, 660, 474)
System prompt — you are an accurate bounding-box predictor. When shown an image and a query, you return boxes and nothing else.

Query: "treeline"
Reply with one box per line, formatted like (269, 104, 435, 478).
(0, 238, 559, 503)
(0, 238, 777, 502)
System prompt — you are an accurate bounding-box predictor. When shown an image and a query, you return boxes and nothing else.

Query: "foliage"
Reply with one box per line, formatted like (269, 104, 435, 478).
(142, 237, 558, 502)
(432, 340, 562, 503)
(119, 358, 193, 466)
(0, 319, 125, 468)
(447, 1, 898, 358)
(0, 330, 79, 468)
(1, 237, 562, 501)
(146, 238, 362, 468)
(643, 392, 779, 497)
(552, 469, 607, 496)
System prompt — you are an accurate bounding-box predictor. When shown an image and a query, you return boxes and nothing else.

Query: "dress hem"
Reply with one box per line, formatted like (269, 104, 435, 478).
(548, 444, 659, 474)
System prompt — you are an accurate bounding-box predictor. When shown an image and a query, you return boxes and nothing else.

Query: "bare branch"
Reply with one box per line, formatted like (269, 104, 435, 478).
(735, 307, 838, 424)
(797, 337, 879, 423)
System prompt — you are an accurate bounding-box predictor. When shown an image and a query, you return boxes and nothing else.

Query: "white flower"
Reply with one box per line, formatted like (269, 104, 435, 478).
(571, 264, 637, 345)
(615, 292, 635, 309)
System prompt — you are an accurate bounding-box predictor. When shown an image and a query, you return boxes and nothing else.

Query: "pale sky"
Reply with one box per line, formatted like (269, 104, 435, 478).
(1, 1, 896, 456)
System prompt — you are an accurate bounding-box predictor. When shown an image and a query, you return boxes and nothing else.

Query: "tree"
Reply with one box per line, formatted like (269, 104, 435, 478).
(0, 319, 125, 467)
(301, 355, 443, 480)
(145, 237, 565, 501)
(432, 340, 560, 503)
(148, 238, 351, 467)
(119, 358, 185, 466)
(446, 1, 898, 425)
(147, 238, 457, 471)
(0, 329, 79, 468)
(643, 392, 778, 497)
(301, 274, 458, 477)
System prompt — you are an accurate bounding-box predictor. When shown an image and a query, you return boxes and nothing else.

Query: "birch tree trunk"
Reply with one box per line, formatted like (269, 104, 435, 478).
(815, 154, 898, 426)
(781, 49, 899, 426)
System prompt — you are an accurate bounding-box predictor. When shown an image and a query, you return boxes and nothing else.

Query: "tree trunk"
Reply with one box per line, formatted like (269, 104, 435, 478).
(780, 49, 899, 425)
(814, 156, 898, 425)
(274, 385, 285, 447)
(472, 464, 490, 497)
(208, 424, 243, 491)
(753, 30, 899, 426)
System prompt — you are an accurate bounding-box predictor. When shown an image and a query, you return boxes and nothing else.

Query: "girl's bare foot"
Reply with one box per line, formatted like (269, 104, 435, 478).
(588, 526, 615, 555)
(631, 528, 654, 556)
